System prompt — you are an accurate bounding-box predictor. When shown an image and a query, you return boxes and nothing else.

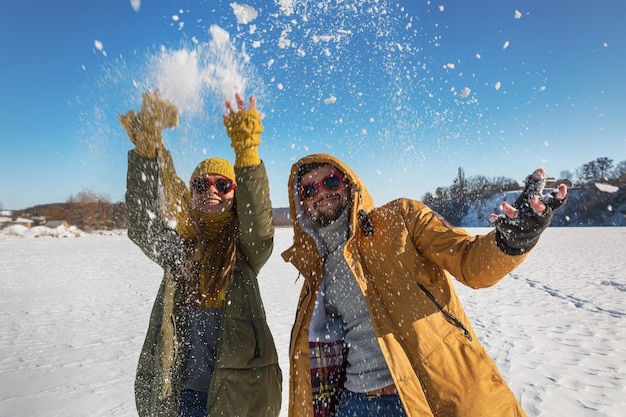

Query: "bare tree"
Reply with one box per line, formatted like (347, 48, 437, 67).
(450, 167, 467, 197)
(559, 169, 574, 182)
(595, 157, 613, 180)
(612, 160, 626, 183)
(66, 189, 112, 231)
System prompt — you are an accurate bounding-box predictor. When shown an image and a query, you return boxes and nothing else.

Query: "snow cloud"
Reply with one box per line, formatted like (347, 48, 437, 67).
(153, 48, 205, 114)
(148, 25, 250, 115)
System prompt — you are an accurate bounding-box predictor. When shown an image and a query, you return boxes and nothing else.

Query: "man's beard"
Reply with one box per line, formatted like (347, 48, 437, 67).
(312, 200, 347, 227)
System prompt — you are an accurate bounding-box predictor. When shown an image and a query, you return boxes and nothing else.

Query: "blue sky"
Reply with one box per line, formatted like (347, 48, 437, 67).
(1, 0, 624, 210)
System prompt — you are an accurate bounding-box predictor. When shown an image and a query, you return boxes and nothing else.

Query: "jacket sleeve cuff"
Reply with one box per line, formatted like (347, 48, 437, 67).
(495, 228, 538, 256)
(234, 146, 261, 168)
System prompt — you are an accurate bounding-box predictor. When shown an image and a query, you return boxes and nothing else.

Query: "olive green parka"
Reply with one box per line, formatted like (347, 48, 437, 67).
(126, 151, 282, 417)
(281, 153, 528, 417)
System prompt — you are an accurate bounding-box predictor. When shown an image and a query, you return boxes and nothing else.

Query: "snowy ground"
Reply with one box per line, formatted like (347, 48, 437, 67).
(1, 227, 625, 416)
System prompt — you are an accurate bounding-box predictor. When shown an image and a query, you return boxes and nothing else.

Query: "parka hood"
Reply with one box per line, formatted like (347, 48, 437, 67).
(284, 153, 375, 258)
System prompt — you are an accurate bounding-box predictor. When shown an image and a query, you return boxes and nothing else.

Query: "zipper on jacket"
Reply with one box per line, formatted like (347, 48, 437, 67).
(251, 304, 261, 358)
(417, 282, 472, 342)
(244, 269, 262, 359)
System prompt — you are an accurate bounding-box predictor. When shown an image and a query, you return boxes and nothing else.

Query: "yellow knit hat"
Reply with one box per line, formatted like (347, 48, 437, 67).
(191, 158, 236, 185)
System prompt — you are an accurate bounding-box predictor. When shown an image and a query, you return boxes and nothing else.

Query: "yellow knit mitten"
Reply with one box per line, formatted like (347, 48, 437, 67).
(120, 92, 179, 158)
(223, 109, 263, 168)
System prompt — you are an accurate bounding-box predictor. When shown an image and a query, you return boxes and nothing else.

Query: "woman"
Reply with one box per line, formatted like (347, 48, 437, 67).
(121, 91, 281, 417)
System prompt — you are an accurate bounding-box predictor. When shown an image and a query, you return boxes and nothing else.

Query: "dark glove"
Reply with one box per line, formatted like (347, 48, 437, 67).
(492, 168, 567, 255)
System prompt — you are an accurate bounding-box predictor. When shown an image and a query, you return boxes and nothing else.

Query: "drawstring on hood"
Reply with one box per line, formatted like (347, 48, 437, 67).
(358, 209, 374, 237)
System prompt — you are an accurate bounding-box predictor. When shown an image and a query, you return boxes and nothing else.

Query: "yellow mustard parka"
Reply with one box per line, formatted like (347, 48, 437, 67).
(281, 153, 528, 417)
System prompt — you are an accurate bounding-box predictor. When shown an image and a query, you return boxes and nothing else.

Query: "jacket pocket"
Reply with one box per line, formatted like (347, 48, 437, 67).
(417, 282, 472, 342)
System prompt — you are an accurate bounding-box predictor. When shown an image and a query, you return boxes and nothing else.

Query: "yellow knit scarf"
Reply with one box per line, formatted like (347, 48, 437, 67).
(156, 148, 238, 308)
(184, 210, 238, 308)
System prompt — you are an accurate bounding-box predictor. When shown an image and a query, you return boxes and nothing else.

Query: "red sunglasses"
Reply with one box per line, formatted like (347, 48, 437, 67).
(298, 173, 345, 201)
(191, 177, 236, 194)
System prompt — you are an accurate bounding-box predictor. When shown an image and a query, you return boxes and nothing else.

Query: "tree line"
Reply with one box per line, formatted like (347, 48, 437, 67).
(421, 157, 626, 226)
(423, 157, 626, 201)
(559, 157, 626, 186)
(8, 190, 126, 232)
(3, 157, 625, 231)
(8, 190, 291, 231)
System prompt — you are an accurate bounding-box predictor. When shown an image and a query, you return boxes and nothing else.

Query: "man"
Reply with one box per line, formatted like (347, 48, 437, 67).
(281, 153, 567, 417)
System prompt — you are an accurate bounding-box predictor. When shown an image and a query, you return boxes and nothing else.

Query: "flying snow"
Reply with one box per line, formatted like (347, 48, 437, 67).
(93, 40, 106, 56)
(151, 48, 205, 115)
(147, 24, 252, 115)
(278, 0, 295, 16)
(458, 87, 471, 98)
(230, 3, 259, 24)
(130, 0, 140, 12)
(204, 25, 250, 102)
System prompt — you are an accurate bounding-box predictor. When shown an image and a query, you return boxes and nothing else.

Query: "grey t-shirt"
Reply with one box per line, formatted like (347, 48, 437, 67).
(319, 209, 394, 393)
